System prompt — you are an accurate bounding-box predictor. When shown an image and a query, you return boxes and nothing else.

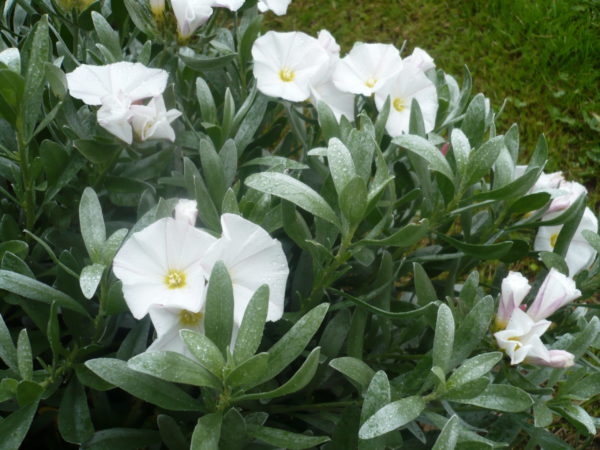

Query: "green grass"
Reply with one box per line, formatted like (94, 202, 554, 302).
(268, 0, 600, 206)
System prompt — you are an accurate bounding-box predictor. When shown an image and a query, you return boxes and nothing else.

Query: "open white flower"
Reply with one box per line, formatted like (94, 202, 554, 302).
(113, 216, 217, 319)
(130, 95, 181, 142)
(170, 0, 213, 39)
(494, 308, 552, 365)
(535, 207, 598, 276)
(201, 214, 289, 326)
(404, 47, 435, 72)
(252, 31, 329, 102)
(373, 64, 438, 136)
(66, 62, 169, 143)
(257, 0, 292, 15)
(527, 268, 581, 322)
(146, 305, 206, 355)
(332, 43, 402, 96)
(309, 30, 354, 121)
(495, 271, 531, 329)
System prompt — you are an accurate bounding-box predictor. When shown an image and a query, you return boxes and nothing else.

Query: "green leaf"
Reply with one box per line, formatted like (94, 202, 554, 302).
(446, 352, 502, 389)
(327, 137, 357, 196)
(58, 378, 94, 444)
(85, 358, 202, 411)
(127, 351, 220, 389)
(393, 135, 454, 183)
(0, 401, 38, 450)
(245, 172, 340, 228)
(204, 261, 234, 354)
(461, 93, 486, 147)
(336, 288, 438, 320)
(81, 428, 161, 450)
(433, 304, 455, 373)
(226, 352, 269, 388)
(236, 347, 321, 401)
(436, 234, 513, 260)
(0, 313, 17, 371)
(451, 296, 494, 367)
(262, 303, 329, 381)
(560, 372, 600, 400)
(432, 415, 459, 450)
(474, 164, 544, 203)
(330, 357, 375, 392)
(539, 251, 569, 275)
(196, 77, 217, 124)
(79, 263, 105, 299)
(233, 285, 269, 364)
(340, 176, 367, 224)
(413, 262, 438, 305)
(361, 371, 391, 426)
(0, 270, 90, 316)
(359, 396, 426, 439)
(582, 229, 600, 253)
(91, 12, 122, 60)
(508, 192, 551, 215)
(454, 384, 533, 412)
(317, 100, 340, 140)
(191, 413, 222, 450)
(21, 16, 49, 141)
(554, 405, 595, 435)
(157, 415, 188, 450)
(101, 229, 128, 265)
(180, 329, 225, 377)
(220, 408, 247, 450)
(442, 377, 490, 401)
(16, 329, 32, 381)
(247, 425, 330, 450)
(362, 220, 430, 248)
(464, 136, 504, 187)
(79, 187, 106, 263)
(200, 138, 226, 207)
(0, 241, 28, 260)
(533, 402, 553, 428)
(180, 50, 237, 71)
(450, 128, 470, 178)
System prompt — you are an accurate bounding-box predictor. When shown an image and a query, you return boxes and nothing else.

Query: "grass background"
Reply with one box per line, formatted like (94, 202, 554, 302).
(268, 0, 600, 206)
(269, 1, 600, 446)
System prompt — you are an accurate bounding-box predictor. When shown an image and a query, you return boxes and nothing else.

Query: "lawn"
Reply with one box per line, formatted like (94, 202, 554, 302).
(269, 0, 600, 205)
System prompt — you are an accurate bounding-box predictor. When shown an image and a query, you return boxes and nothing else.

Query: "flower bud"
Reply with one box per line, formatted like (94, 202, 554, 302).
(150, 0, 166, 16)
(175, 199, 198, 226)
(526, 349, 575, 368)
(404, 47, 435, 72)
(495, 271, 531, 329)
(527, 268, 581, 321)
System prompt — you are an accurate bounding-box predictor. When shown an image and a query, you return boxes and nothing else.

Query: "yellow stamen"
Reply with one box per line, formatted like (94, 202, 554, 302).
(550, 233, 559, 248)
(393, 97, 406, 112)
(164, 270, 186, 289)
(279, 67, 295, 82)
(508, 337, 523, 350)
(179, 310, 203, 327)
(365, 77, 377, 89)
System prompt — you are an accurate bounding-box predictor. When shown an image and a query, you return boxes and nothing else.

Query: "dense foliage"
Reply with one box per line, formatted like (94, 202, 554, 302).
(0, 1, 598, 449)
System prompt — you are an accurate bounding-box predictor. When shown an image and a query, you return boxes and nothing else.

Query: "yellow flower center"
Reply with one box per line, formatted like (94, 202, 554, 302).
(365, 77, 378, 89)
(279, 67, 295, 82)
(164, 270, 186, 289)
(179, 310, 203, 327)
(508, 337, 523, 350)
(550, 233, 559, 248)
(393, 97, 406, 112)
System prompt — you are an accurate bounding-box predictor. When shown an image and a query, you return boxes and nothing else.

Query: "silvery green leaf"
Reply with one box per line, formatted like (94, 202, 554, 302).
(79, 187, 106, 263)
(393, 135, 454, 183)
(79, 263, 105, 299)
(433, 304, 454, 373)
(359, 396, 426, 439)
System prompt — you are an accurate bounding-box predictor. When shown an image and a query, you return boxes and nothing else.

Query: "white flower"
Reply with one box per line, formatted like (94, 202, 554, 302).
(66, 62, 169, 144)
(170, 0, 213, 39)
(252, 31, 329, 102)
(317, 29, 341, 57)
(332, 43, 402, 96)
(514, 167, 564, 193)
(146, 305, 206, 355)
(0, 47, 20, 73)
(494, 308, 552, 365)
(373, 64, 438, 136)
(310, 80, 355, 122)
(257, 0, 292, 15)
(211, 0, 244, 10)
(526, 268, 581, 322)
(200, 214, 289, 326)
(174, 199, 199, 226)
(535, 207, 598, 276)
(113, 217, 217, 319)
(404, 47, 435, 72)
(548, 180, 587, 214)
(526, 349, 575, 368)
(130, 95, 181, 142)
(495, 271, 531, 329)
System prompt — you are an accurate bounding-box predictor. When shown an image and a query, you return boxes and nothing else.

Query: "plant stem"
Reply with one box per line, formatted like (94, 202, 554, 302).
(265, 400, 358, 414)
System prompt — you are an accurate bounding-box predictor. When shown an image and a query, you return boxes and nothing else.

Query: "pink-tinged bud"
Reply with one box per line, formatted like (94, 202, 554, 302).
(174, 199, 198, 226)
(440, 143, 449, 156)
(527, 268, 581, 321)
(495, 271, 531, 329)
(527, 350, 575, 368)
(547, 181, 587, 214)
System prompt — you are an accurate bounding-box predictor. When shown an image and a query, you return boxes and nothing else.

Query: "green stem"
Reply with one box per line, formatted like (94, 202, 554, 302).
(16, 124, 36, 232)
(265, 400, 358, 414)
